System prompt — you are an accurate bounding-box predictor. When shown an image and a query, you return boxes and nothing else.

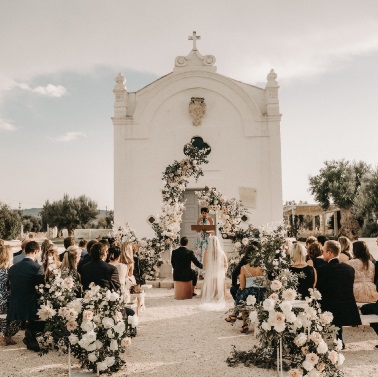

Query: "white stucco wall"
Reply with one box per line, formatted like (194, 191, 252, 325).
(113, 49, 283, 238)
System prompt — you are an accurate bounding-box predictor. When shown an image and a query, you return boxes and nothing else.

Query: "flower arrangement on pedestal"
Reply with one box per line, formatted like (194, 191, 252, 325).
(228, 265, 345, 376)
(37, 269, 133, 375)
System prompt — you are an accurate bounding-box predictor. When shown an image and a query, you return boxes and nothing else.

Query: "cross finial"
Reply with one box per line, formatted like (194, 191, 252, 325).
(188, 31, 201, 51)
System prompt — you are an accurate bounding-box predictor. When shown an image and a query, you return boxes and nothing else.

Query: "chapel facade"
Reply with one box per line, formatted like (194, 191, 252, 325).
(112, 32, 283, 240)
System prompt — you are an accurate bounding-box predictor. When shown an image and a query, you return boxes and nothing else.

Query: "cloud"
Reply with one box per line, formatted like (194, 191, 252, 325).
(18, 83, 67, 97)
(53, 132, 87, 142)
(0, 119, 16, 131)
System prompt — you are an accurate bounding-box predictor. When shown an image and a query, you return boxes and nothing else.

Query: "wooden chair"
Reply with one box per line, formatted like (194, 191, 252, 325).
(174, 281, 193, 300)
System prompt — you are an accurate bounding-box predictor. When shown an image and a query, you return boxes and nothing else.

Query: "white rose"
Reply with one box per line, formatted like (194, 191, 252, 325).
(109, 339, 118, 351)
(302, 360, 314, 371)
(68, 334, 78, 345)
(107, 329, 115, 338)
(246, 295, 256, 306)
(316, 340, 328, 354)
(274, 322, 286, 332)
(310, 331, 322, 345)
(288, 368, 303, 377)
(102, 317, 115, 329)
(234, 242, 241, 250)
(269, 293, 279, 303)
(270, 280, 282, 291)
(113, 311, 123, 322)
(88, 352, 97, 363)
(121, 337, 132, 347)
(114, 321, 126, 334)
(261, 321, 271, 331)
(81, 320, 95, 332)
(319, 311, 333, 325)
(279, 300, 292, 314)
(128, 315, 139, 328)
(263, 298, 275, 311)
(249, 311, 258, 322)
(97, 362, 108, 372)
(328, 350, 338, 364)
(242, 238, 249, 246)
(109, 291, 120, 302)
(96, 340, 103, 349)
(334, 338, 343, 351)
(82, 310, 94, 321)
(306, 352, 319, 365)
(293, 318, 303, 330)
(105, 356, 115, 367)
(285, 311, 297, 323)
(282, 289, 297, 301)
(66, 321, 78, 331)
(294, 333, 307, 347)
(85, 343, 96, 353)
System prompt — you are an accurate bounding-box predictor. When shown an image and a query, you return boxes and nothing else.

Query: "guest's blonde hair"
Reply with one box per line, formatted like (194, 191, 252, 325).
(61, 246, 81, 271)
(0, 245, 12, 269)
(120, 242, 134, 264)
(290, 243, 307, 264)
(338, 236, 351, 254)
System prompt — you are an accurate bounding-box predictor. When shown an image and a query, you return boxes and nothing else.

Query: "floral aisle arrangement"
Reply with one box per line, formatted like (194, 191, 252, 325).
(228, 269, 345, 376)
(37, 273, 133, 374)
(114, 141, 209, 279)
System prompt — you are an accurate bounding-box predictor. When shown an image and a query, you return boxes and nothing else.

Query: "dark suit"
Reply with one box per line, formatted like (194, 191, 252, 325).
(317, 258, 361, 341)
(171, 246, 202, 284)
(80, 259, 121, 291)
(7, 257, 44, 321)
(360, 301, 378, 336)
(230, 256, 248, 299)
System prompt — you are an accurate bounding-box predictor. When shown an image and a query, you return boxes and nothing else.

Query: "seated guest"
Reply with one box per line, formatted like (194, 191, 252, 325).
(235, 246, 266, 334)
(80, 242, 121, 291)
(109, 246, 131, 301)
(306, 242, 326, 270)
(77, 239, 97, 273)
(78, 239, 88, 259)
(305, 236, 317, 254)
(317, 240, 361, 348)
(0, 244, 21, 346)
(42, 244, 61, 283)
(338, 236, 353, 262)
(7, 241, 45, 351)
(360, 301, 378, 348)
(61, 246, 82, 297)
(40, 239, 53, 264)
(120, 242, 135, 278)
(133, 243, 145, 286)
(12, 238, 30, 264)
(59, 236, 75, 262)
(316, 235, 328, 246)
(289, 243, 316, 299)
(347, 241, 378, 303)
(230, 248, 249, 300)
(99, 239, 110, 262)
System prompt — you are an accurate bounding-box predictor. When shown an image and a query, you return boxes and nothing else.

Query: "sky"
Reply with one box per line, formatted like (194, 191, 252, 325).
(1, 0, 378, 210)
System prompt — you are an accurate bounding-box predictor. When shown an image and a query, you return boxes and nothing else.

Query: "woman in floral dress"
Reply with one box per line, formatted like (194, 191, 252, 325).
(195, 208, 214, 279)
(0, 244, 21, 345)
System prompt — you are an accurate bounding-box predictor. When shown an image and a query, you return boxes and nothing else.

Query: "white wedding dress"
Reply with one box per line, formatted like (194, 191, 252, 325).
(199, 235, 228, 311)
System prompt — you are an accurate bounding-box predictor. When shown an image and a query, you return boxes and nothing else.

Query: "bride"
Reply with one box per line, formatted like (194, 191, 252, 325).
(199, 235, 228, 311)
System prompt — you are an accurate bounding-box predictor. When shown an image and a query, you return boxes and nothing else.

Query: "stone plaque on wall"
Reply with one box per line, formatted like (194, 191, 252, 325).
(239, 187, 257, 208)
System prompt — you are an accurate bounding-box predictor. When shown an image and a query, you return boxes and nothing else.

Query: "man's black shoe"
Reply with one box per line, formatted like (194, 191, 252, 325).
(23, 329, 40, 352)
(192, 293, 197, 297)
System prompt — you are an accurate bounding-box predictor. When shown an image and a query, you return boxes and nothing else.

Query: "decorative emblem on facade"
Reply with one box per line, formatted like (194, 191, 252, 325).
(189, 97, 206, 126)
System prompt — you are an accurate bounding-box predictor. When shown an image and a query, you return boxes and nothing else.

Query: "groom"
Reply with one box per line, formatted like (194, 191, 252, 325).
(171, 237, 203, 296)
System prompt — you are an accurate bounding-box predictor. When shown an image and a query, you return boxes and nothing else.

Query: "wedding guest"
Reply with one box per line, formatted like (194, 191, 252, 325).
(317, 240, 361, 348)
(0, 245, 21, 345)
(306, 242, 326, 270)
(195, 207, 214, 279)
(305, 236, 317, 255)
(235, 245, 266, 334)
(78, 239, 88, 258)
(133, 243, 145, 286)
(80, 242, 120, 291)
(40, 239, 52, 264)
(338, 236, 353, 262)
(316, 235, 328, 246)
(59, 236, 75, 262)
(346, 241, 378, 303)
(77, 239, 97, 273)
(230, 249, 249, 300)
(13, 238, 30, 264)
(61, 246, 81, 279)
(289, 243, 316, 299)
(171, 237, 203, 297)
(120, 242, 135, 278)
(99, 239, 110, 262)
(7, 241, 45, 352)
(42, 244, 61, 283)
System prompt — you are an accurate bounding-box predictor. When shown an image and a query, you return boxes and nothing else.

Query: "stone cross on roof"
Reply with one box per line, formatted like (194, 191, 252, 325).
(188, 31, 200, 51)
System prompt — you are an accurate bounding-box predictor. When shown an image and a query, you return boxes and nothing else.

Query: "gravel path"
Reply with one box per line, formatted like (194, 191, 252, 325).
(1, 288, 378, 376)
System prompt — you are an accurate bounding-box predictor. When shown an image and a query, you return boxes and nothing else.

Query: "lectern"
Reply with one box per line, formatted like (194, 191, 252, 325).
(191, 224, 216, 232)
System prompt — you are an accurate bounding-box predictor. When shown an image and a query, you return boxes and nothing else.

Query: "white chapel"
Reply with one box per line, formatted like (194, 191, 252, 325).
(112, 32, 283, 242)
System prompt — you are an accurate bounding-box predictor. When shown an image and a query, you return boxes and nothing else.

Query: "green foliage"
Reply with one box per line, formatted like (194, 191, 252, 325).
(40, 194, 99, 236)
(97, 210, 114, 229)
(22, 214, 42, 233)
(0, 202, 22, 240)
(309, 160, 371, 210)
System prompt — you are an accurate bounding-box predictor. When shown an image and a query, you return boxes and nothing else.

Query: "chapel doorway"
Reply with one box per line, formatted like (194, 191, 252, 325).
(180, 189, 216, 250)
